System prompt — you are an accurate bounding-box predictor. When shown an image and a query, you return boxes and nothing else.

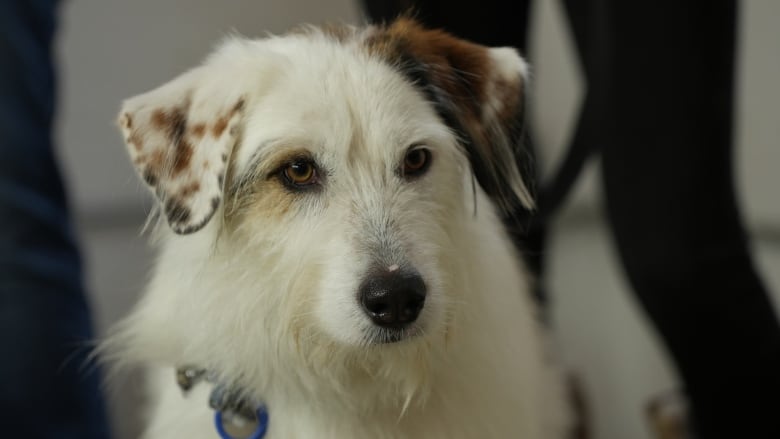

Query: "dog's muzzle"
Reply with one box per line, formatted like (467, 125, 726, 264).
(358, 269, 426, 331)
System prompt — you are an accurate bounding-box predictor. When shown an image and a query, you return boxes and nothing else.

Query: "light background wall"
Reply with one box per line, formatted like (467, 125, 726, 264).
(54, 1, 779, 438)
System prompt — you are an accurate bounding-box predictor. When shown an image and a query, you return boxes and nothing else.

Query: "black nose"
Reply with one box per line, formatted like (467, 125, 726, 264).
(359, 272, 426, 328)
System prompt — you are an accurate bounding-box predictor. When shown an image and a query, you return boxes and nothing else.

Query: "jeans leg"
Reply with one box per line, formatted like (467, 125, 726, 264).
(0, 1, 110, 437)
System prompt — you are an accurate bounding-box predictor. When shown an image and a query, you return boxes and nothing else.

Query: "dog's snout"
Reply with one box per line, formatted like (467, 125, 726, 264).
(359, 272, 426, 327)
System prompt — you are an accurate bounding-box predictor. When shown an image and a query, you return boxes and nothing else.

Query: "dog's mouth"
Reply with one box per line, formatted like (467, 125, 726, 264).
(367, 324, 423, 344)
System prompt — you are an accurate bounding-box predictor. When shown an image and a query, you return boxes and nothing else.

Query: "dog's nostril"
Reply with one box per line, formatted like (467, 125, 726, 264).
(399, 294, 425, 320)
(364, 299, 390, 316)
(359, 272, 426, 328)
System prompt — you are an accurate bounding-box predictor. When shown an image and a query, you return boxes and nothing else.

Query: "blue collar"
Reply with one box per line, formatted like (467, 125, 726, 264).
(215, 406, 268, 439)
(176, 366, 268, 439)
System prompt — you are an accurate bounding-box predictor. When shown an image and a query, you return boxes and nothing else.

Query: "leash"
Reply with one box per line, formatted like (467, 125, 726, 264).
(177, 366, 269, 439)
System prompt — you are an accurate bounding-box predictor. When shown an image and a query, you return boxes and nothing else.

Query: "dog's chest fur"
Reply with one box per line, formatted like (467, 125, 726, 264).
(106, 19, 572, 438)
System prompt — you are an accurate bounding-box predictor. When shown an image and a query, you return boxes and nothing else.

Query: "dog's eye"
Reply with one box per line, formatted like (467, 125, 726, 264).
(403, 147, 431, 178)
(282, 160, 318, 187)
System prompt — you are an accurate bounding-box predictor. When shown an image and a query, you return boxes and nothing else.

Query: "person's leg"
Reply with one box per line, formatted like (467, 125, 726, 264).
(597, 2, 780, 437)
(362, 0, 531, 50)
(0, 1, 110, 437)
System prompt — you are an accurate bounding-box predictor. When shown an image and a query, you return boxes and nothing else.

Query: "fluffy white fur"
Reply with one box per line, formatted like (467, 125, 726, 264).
(105, 24, 572, 438)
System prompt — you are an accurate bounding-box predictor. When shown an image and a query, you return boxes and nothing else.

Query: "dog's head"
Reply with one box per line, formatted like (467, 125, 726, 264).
(117, 19, 530, 393)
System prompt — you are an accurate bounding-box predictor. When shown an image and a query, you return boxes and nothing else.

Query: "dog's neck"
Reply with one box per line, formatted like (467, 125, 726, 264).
(176, 366, 269, 438)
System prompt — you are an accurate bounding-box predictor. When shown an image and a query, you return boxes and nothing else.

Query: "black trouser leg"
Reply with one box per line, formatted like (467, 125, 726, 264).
(595, 2, 780, 437)
(361, 0, 531, 50)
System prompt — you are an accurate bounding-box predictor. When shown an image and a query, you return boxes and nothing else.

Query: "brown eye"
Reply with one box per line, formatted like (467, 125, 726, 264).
(403, 147, 431, 177)
(283, 160, 317, 186)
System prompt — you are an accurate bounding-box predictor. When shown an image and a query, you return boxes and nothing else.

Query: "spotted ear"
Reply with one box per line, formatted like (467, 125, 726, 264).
(368, 19, 534, 211)
(118, 68, 246, 234)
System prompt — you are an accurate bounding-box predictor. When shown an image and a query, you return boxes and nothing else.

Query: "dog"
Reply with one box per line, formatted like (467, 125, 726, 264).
(105, 18, 573, 438)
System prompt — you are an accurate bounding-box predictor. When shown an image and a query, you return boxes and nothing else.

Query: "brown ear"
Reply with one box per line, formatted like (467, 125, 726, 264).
(118, 68, 246, 234)
(367, 18, 534, 211)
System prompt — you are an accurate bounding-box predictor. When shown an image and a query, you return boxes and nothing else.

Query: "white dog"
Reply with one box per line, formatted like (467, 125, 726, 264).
(105, 18, 572, 438)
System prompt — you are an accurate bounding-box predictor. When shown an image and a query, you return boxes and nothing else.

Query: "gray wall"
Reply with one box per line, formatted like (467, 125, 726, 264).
(54, 1, 779, 438)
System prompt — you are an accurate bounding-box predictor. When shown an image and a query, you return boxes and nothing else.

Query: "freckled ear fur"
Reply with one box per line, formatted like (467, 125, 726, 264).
(117, 67, 246, 234)
(366, 18, 534, 211)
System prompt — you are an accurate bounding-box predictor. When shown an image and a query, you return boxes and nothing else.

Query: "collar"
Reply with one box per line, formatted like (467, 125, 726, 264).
(176, 366, 269, 439)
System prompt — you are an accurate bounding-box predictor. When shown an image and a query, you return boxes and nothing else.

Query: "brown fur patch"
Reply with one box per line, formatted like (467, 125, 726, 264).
(171, 138, 194, 176)
(223, 148, 313, 230)
(152, 107, 187, 144)
(118, 112, 132, 130)
(363, 18, 495, 162)
(150, 109, 167, 129)
(139, 150, 166, 187)
(254, 180, 294, 217)
(128, 132, 144, 151)
(211, 99, 245, 138)
(149, 149, 165, 170)
(225, 178, 295, 231)
(212, 117, 229, 138)
(365, 18, 527, 211)
(365, 18, 489, 121)
(179, 181, 201, 199)
(191, 123, 207, 138)
(231, 99, 245, 114)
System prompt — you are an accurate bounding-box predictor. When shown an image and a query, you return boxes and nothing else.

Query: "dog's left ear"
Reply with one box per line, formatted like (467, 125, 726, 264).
(370, 19, 534, 211)
(117, 67, 246, 234)
(477, 47, 534, 211)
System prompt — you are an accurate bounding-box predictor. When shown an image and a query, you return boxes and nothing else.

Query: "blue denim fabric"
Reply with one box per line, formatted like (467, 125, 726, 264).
(0, 1, 111, 437)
